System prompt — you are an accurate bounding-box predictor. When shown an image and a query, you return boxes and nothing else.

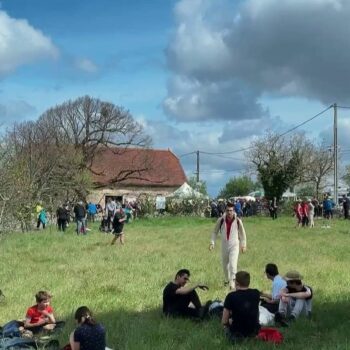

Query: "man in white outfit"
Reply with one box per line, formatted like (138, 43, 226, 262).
(209, 202, 247, 290)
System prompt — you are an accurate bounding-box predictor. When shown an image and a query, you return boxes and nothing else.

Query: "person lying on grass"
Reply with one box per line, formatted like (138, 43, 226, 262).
(275, 270, 313, 327)
(222, 271, 260, 341)
(24, 291, 56, 334)
(163, 269, 210, 319)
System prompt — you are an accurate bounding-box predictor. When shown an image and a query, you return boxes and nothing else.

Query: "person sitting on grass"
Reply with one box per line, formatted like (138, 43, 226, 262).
(24, 291, 56, 334)
(222, 271, 260, 341)
(275, 270, 312, 327)
(163, 269, 210, 319)
(111, 207, 126, 245)
(68, 306, 106, 350)
(260, 263, 287, 314)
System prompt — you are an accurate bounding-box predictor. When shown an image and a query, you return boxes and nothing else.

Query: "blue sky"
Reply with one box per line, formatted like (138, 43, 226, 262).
(1, 0, 350, 196)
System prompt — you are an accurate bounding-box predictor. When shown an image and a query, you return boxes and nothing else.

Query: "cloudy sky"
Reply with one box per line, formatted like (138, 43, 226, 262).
(1, 0, 350, 196)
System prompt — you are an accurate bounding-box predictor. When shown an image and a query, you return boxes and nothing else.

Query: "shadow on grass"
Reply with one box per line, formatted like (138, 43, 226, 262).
(54, 297, 350, 350)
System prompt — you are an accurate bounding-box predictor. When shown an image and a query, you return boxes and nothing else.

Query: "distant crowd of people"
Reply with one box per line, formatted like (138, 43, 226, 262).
(34, 198, 141, 238)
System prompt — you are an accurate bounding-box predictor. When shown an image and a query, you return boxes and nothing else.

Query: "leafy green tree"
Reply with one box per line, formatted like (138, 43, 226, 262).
(188, 176, 208, 196)
(218, 175, 258, 198)
(248, 133, 311, 201)
(296, 185, 314, 199)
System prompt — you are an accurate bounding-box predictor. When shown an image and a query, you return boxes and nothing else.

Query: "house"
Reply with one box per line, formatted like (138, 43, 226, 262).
(87, 147, 187, 206)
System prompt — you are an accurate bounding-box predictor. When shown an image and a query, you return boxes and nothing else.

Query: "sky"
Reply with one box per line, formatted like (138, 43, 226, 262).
(1, 0, 350, 196)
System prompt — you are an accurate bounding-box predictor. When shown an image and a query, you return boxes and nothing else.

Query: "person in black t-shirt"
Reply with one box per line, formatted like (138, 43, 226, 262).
(222, 271, 260, 340)
(163, 269, 210, 319)
(111, 208, 126, 245)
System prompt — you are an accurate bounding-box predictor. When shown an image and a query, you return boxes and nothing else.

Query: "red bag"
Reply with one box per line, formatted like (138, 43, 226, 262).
(257, 327, 284, 344)
(62, 344, 72, 350)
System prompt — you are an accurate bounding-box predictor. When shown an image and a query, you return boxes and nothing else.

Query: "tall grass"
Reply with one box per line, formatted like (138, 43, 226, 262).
(0, 216, 350, 349)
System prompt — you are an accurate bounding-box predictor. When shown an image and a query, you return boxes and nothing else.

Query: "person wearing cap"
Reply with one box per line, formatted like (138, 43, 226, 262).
(275, 271, 312, 326)
(260, 263, 287, 314)
(162, 269, 210, 319)
(209, 202, 247, 290)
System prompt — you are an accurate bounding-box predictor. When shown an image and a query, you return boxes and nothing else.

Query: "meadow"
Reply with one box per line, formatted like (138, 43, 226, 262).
(0, 216, 350, 350)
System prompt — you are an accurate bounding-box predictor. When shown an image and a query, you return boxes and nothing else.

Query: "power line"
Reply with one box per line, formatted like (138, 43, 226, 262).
(180, 105, 333, 157)
(179, 151, 196, 158)
(277, 105, 332, 138)
(180, 105, 334, 182)
(200, 153, 244, 161)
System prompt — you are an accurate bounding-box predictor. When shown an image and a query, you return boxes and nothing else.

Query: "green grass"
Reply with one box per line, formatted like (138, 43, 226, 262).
(1, 216, 350, 349)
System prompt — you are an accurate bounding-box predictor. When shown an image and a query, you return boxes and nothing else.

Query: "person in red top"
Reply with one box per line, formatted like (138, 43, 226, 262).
(24, 291, 56, 333)
(294, 200, 303, 228)
(209, 202, 247, 290)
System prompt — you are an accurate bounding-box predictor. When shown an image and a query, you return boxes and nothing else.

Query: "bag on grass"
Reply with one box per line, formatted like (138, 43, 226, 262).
(208, 300, 224, 318)
(257, 327, 283, 344)
(259, 305, 275, 326)
(0, 320, 24, 338)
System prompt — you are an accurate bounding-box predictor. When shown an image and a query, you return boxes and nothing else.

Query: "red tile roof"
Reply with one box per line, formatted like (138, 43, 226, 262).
(90, 148, 187, 187)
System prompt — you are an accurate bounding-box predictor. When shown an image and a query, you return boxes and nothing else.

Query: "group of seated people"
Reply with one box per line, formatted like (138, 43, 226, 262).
(8, 264, 312, 347)
(163, 264, 313, 341)
(20, 291, 106, 350)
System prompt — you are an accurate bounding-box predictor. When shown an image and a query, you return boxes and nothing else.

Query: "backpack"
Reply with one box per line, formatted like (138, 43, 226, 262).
(257, 327, 283, 344)
(208, 300, 224, 318)
(0, 321, 23, 338)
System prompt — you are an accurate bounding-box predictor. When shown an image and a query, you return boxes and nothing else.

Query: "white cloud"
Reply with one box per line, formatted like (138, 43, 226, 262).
(74, 58, 98, 73)
(165, 0, 350, 122)
(0, 11, 58, 76)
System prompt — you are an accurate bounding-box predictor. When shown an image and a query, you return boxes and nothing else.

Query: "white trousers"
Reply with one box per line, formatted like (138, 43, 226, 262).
(221, 245, 240, 282)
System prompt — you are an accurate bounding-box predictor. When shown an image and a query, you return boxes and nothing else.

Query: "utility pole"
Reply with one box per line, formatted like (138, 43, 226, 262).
(196, 150, 200, 182)
(333, 103, 338, 205)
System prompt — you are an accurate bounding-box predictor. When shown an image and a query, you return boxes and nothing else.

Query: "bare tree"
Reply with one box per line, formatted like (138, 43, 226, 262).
(37, 96, 152, 170)
(302, 142, 333, 199)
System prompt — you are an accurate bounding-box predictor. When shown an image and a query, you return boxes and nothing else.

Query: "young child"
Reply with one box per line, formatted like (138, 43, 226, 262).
(24, 291, 56, 333)
(111, 207, 126, 245)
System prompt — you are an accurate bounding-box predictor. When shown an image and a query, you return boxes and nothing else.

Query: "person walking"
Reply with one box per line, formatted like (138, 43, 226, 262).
(209, 202, 247, 290)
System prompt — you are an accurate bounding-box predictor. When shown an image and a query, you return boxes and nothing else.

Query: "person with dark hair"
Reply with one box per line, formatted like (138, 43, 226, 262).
(222, 271, 260, 341)
(111, 207, 126, 245)
(342, 194, 350, 219)
(209, 202, 247, 290)
(24, 291, 56, 333)
(275, 271, 312, 327)
(260, 263, 286, 314)
(162, 269, 210, 319)
(69, 306, 106, 350)
(56, 204, 68, 232)
(74, 201, 87, 235)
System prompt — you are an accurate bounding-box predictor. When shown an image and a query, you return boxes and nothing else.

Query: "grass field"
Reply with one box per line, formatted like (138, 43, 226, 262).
(1, 216, 350, 349)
